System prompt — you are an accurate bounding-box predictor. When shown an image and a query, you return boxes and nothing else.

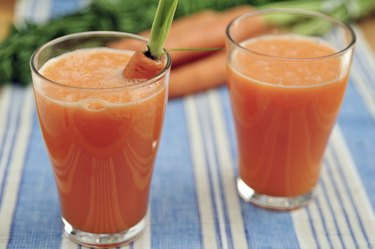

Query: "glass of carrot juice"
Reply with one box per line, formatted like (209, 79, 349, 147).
(226, 9, 355, 210)
(30, 32, 171, 247)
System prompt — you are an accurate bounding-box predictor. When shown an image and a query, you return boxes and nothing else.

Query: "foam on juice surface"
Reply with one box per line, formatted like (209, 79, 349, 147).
(232, 34, 342, 87)
(37, 48, 164, 106)
(40, 48, 135, 88)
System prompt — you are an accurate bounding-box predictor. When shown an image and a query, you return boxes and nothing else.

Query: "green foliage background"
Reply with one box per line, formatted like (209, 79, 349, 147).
(0, 0, 374, 85)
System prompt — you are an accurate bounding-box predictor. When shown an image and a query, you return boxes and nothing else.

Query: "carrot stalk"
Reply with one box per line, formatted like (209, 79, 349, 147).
(148, 0, 179, 60)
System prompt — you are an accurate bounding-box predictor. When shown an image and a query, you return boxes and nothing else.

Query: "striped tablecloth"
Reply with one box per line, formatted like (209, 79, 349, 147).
(1, 0, 375, 248)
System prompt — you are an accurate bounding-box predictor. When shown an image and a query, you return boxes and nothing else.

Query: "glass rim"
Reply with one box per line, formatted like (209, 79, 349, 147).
(226, 8, 356, 61)
(30, 31, 172, 91)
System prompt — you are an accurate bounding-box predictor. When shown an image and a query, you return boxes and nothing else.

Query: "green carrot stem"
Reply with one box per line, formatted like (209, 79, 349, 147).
(148, 0, 179, 60)
(168, 47, 224, 52)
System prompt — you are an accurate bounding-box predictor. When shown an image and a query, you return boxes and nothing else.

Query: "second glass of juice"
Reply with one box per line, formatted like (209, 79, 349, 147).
(30, 32, 171, 247)
(226, 9, 355, 210)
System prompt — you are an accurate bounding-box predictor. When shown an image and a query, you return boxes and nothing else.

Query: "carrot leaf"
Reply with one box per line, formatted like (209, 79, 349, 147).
(148, 0, 179, 60)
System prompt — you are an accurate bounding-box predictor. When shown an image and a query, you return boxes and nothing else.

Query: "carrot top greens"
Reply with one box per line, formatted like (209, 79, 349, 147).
(147, 0, 179, 60)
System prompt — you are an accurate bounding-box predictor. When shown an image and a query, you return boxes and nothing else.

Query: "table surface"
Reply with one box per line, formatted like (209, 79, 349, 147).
(1, 1, 375, 249)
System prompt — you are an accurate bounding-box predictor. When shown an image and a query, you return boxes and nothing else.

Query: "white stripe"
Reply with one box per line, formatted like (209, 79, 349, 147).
(185, 96, 218, 249)
(292, 207, 319, 249)
(0, 88, 21, 198)
(32, 0, 52, 23)
(132, 209, 151, 249)
(14, 0, 31, 24)
(14, 0, 51, 26)
(353, 26, 375, 72)
(0, 86, 12, 152)
(199, 95, 229, 249)
(331, 127, 375, 247)
(208, 90, 248, 249)
(78, 0, 91, 8)
(0, 87, 34, 248)
(60, 236, 78, 249)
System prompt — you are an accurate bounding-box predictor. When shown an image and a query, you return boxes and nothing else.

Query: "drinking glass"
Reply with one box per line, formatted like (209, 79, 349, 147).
(30, 31, 170, 247)
(226, 9, 355, 210)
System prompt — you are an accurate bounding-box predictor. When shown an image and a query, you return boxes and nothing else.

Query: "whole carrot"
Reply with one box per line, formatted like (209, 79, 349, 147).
(167, 5, 254, 66)
(169, 51, 226, 98)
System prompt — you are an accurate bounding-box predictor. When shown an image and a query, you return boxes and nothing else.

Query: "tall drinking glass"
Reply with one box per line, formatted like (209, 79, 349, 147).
(30, 32, 171, 247)
(226, 9, 355, 210)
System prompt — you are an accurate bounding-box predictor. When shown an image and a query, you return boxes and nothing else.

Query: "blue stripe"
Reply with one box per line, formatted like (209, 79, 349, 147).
(319, 167, 346, 249)
(150, 98, 203, 248)
(50, 0, 81, 18)
(331, 143, 372, 248)
(0, 87, 24, 209)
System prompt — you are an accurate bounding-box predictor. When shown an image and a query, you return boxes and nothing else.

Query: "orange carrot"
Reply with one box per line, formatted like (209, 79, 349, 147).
(169, 51, 226, 98)
(122, 51, 166, 79)
(167, 5, 254, 66)
(141, 10, 219, 40)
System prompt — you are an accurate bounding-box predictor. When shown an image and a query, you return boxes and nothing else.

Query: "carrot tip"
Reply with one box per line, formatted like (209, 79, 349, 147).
(123, 51, 166, 80)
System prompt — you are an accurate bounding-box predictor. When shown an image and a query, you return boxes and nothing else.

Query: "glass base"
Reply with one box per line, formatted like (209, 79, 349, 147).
(63, 215, 146, 248)
(237, 178, 314, 210)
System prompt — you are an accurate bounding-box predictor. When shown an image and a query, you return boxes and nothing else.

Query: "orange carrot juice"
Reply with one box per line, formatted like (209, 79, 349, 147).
(227, 35, 348, 198)
(33, 48, 167, 234)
